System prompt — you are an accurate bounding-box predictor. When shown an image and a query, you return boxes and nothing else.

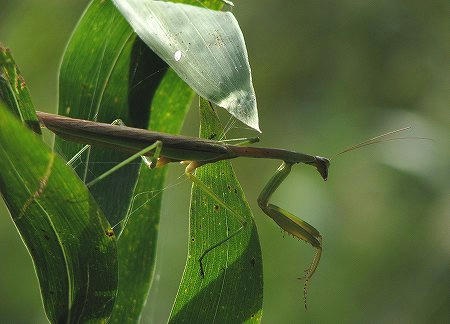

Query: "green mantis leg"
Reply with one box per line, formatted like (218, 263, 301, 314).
(185, 169, 248, 278)
(86, 140, 162, 188)
(66, 144, 90, 166)
(66, 118, 126, 166)
(257, 161, 322, 310)
(66, 117, 162, 188)
(109, 119, 157, 169)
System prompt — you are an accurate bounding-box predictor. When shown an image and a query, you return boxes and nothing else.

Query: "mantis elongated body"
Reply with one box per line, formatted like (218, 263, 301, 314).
(36, 110, 330, 307)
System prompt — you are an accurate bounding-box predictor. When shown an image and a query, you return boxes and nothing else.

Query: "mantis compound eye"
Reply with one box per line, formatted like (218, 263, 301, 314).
(314, 156, 330, 181)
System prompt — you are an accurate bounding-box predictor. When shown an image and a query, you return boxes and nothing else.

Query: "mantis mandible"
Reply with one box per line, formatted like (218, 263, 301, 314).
(35, 107, 411, 308)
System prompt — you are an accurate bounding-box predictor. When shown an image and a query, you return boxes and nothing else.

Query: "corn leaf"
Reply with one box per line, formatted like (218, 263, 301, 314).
(109, 69, 196, 322)
(169, 98, 263, 323)
(0, 104, 118, 323)
(56, 0, 263, 321)
(56, 0, 236, 321)
(0, 45, 41, 134)
(56, 0, 167, 229)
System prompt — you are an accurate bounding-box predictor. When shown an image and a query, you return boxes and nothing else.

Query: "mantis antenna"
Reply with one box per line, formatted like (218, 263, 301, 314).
(331, 126, 432, 160)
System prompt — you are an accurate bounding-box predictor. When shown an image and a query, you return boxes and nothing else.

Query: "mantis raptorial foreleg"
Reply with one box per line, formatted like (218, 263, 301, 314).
(185, 168, 248, 278)
(257, 161, 322, 309)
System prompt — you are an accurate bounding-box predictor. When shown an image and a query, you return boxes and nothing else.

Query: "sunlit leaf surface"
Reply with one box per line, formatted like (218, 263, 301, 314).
(113, 0, 259, 131)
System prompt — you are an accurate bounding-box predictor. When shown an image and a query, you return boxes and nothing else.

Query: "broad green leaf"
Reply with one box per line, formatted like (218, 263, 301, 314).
(58, 0, 262, 321)
(0, 104, 118, 323)
(57, 1, 165, 319)
(113, 0, 260, 131)
(0, 45, 41, 134)
(56, 0, 225, 321)
(169, 98, 263, 323)
(111, 1, 233, 321)
(109, 70, 196, 322)
(57, 0, 167, 229)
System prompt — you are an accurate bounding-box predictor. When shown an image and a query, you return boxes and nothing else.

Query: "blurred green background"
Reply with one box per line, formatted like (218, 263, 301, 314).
(0, 0, 448, 323)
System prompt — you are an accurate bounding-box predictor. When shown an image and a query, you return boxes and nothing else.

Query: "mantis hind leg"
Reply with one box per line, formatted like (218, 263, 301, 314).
(257, 161, 322, 310)
(185, 169, 247, 278)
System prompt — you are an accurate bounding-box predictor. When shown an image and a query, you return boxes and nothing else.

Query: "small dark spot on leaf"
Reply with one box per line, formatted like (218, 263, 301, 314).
(191, 237, 195, 242)
(214, 205, 219, 211)
(44, 234, 50, 241)
(227, 185, 231, 191)
(208, 133, 217, 140)
(105, 229, 114, 237)
(234, 188, 238, 194)
(250, 257, 256, 267)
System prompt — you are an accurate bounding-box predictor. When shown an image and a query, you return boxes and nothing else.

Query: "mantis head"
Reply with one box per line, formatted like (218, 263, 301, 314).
(313, 156, 330, 181)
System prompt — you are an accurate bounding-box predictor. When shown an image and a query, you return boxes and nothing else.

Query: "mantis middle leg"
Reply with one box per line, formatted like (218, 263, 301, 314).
(257, 161, 322, 309)
(86, 140, 163, 188)
(66, 118, 127, 166)
(65, 116, 163, 188)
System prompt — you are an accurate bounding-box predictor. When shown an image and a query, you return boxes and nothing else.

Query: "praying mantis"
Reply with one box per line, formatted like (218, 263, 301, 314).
(35, 106, 411, 309)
